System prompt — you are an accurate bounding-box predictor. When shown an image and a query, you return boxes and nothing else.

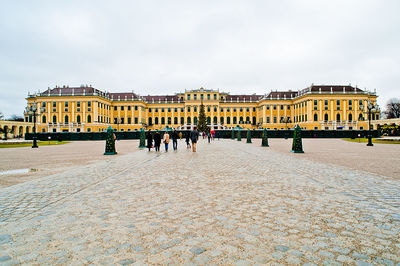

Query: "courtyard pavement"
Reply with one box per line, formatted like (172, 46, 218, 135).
(0, 139, 399, 265)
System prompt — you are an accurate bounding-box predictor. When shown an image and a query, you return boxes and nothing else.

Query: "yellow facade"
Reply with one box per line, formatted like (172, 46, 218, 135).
(25, 85, 379, 132)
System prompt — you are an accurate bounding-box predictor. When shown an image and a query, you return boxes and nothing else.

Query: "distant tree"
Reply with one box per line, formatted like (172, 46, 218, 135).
(384, 98, 400, 119)
(8, 114, 24, 121)
(197, 101, 208, 132)
(0, 111, 4, 120)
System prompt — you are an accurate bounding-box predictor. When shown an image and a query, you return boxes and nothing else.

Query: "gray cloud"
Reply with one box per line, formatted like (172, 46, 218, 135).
(1, 0, 399, 117)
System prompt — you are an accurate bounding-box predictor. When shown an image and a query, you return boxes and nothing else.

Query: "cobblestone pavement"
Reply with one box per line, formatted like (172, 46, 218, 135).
(0, 139, 399, 265)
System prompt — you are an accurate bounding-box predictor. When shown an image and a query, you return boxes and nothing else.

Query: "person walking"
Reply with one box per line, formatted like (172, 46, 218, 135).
(146, 130, 153, 151)
(190, 126, 199, 152)
(185, 132, 191, 149)
(163, 131, 170, 152)
(154, 130, 161, 152)
(207, 131, 211, 143)
(172, 130, 178, 150)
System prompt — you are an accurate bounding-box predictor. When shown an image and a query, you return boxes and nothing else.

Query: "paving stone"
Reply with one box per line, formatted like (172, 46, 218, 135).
(189, 246, 206, 255)
(118, 259, 135, 265)
(274, 245, 289, 252)
(318, 250, 335, 259)
(352, 252, 370, 260)
(271, 252, 285, 260)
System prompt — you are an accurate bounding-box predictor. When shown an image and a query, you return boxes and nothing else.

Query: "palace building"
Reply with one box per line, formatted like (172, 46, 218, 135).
(25, 84, 380, 132)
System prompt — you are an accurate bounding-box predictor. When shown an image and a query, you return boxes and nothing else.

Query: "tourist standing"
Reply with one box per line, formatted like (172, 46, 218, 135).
(146, 130, 153, 151)
(185, 132, 191, 149)
(172, 130, 178, 150)
(190, 126, 199, 152)
(163, 131, 170, 152)
(154, 131, 161, 152)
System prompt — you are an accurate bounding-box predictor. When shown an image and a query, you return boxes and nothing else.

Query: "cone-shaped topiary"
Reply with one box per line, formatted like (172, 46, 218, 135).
(237, 129, 241, 141)
(231, 128, 235, 139)
(139, 128, 146, 148)
(246, 129, 252, 143)
(291, 125, 304, 153)
(104, 126, 117, 155)
(197, 101, 208, 133)
(261, 128, 269, 147)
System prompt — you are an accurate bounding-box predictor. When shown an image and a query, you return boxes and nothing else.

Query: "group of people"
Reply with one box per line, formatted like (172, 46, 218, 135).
(146, 127, 201, 152)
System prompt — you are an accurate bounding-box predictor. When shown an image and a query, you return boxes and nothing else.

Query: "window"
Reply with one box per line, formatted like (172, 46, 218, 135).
(161, 117, 165, 124)
(128, 117, 131, 124)
(121, 106, 124, 111)
(64, 115, 69, 123)
(194, 117, 197, 124)
(336, 113, 341, 122)
(194, 106, 197, 112)
(181, 108, 184, 112)
(180, 117, 184, 124)
(246, 116, 250, 122)
(87, 101, 91, 107)
(349, 100, 352, 105)
(174, 117, 178, 124)
(65, 102, 69, 107)
(207, 117, 211, 124)
(128, 106, 131, 111)
(207, 94, 210, 100)
(155, 108, 158, 112)
(168, 117, 171, 124)
(162, 108, 165, 112)
(187, 117, 191, 124)
(121, 118, 124, 124)
(314, 114, 318, 121)
(221, 108, 224, 112)
(87, 115, 91, 123)
(207, 106, 210, 112)
(287, 105, 290, 110)
(314, 100, 317, 106)
(349, 113, 353, 121)
(280, 105, 283, 109)
(194, 94, 197, 100)
(201, 94, 204, 100)
(76, 115, 81, 124)
(155, 117, 159, 124)
(239, 116, 243, 122)
(52, 115, 57, 123)
(187, 107, 190, 112)
(114, 106, 117, 111)
(135, 106, 138, 111)
(227, 108, 230, 112)
(168, 108, 171, 112)
(273, 117, 277, 123)
(240, 108, 243, 112)
(148, 117, 152, 125)
(214, 94, 217, 100)
(233, 117, 237, 124)
(52, 102, 56, 108)
(42, 115, 46, 123)
(324, 100, 328, 105)
(273, 105, 276, 110)
(214, 107, 217, 112)
(358, 113, 363, 121)
(149, 108, 152, 112)
(324, 114, 328, 121)
(267, 105, 270, 110)
(174, 108, 177, 112)
(220, 117, 224, 124)
(246, 108, 249, 112)
(359, 100, 363, 106)
(252, 117, 256, 125)
(227, 117, 230, 124)
(187, 95, 190, 100)
(233, 108, 236, 112)
(213, 116, 217, 124)
(267, 117, 270, 123)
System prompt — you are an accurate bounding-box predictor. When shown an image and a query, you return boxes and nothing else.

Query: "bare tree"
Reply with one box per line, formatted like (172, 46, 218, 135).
(8, 114, 24, 121)
(384, 98, 400, 119)
(0, 111, 4, 120)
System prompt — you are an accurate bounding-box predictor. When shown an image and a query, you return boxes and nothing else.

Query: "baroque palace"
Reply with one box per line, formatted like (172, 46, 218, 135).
(25, 84, 379, 132)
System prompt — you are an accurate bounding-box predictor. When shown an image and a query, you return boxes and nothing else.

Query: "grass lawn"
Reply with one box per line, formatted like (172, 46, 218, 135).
(0, 141, 71, 148)
(343, 138, 400, 144)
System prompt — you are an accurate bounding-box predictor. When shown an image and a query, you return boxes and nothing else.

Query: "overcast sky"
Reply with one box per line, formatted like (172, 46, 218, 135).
(1, 0, 399, 117)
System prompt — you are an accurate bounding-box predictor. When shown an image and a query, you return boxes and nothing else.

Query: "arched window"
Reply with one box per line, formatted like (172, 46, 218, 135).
(174, 117, 178, 124)
(64, 115, 69, 123)
(227, 117, 231, 124)
(187, 117, 191, 124)
(213, 116, 217, 124)
(246, 116, 250, 122)
(358, 113, 363, 121)
(180, 117, 184, 124)
(161, 117, 165, 124)
(155, 117, 159, 124)
(324, 113, 328, 122)
(348, 113, 353, 121)
(220, 117, 224, 124)
(336, 113, 340, 122)
(194, 117, 198, 125)
(53, 115, 57, 123)
(167, 117, 171, 125)
(41, 115, 46, 123)
(77, 115, 81, 124)
(252, 116, 256, 125)
(148, 117, 152, 125)
(207, 117, 211, 124)
(87, 115, 91, 123)
(233, 117, 237, 124)
(314, 113, 318, 122)
(239, 116, 243, 122)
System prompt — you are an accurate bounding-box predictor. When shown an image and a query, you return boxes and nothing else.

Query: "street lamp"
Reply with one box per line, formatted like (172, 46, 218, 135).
(359, 100, 378, 146)
(281, 116, 291, 139)
(25, 103, 45, 148)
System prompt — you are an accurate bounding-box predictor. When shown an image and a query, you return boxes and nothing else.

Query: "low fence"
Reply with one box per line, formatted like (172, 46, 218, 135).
(25, 129, 380, 141)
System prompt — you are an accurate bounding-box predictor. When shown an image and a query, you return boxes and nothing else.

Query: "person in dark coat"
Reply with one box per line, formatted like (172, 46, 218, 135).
(190, 126, 199, 152)
(146, 130, 153, 151)
(172, 130, 179, 150)
(185, 132, 191, 149)
(153, 131, 161, 152)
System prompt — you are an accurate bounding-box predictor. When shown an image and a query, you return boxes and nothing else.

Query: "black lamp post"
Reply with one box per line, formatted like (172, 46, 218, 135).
(360, 100, 378, 147)
(25, 103, 45, 148)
